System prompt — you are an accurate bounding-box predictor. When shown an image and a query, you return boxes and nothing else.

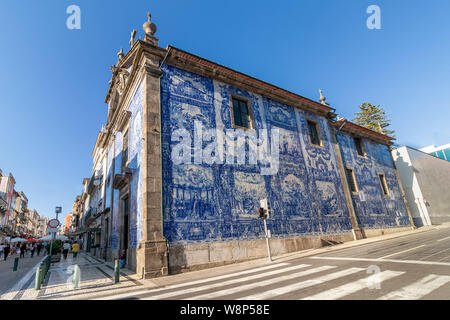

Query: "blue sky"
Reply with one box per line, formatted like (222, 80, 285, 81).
(0, 0, 449, 219)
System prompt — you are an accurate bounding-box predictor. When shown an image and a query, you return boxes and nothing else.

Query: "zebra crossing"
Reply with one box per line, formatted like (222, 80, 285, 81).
(95, 262, 450, 300)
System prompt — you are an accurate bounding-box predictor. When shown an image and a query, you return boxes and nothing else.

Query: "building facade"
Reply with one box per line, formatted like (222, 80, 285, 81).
(0, 170, 16, 238)
(420, 144, 450, 162)
(392, 146, 450, 227)
(75, 14, 414, 278)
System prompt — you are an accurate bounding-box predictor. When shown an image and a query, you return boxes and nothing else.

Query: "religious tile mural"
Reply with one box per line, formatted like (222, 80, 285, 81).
(161, 64, 354, 245)
(336, 131, 410, 228)
(127, 82, 144, 249)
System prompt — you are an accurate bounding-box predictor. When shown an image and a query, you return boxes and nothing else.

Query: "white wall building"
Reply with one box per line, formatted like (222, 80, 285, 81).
(392, 146, 450, 227)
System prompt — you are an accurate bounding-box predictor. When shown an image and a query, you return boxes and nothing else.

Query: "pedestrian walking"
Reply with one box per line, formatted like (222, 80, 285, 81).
(30, 243, 36, 258)
(36, 242, 42, 256)
(3, 244, 10, 261)
(0, 243, 4, 260)
(71, 241, 79, 259)
(20, 243, 26, 258)
(62, 241, 70, 260)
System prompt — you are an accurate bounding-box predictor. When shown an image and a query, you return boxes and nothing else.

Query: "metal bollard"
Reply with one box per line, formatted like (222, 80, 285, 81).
(13, 257, 19, 271)
(34, 265, 43, 290)
(113, 259, 120, 284)
(72, 264, 81, 289)
(43, 260, 48, 277)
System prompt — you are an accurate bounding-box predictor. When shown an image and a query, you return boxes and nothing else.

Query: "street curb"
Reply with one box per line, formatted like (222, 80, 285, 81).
(269, 225, 444, 264)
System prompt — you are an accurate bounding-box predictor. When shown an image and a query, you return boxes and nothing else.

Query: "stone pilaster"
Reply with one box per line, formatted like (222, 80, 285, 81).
(329, 124, 363, 240)
(136, 55, 169, 279)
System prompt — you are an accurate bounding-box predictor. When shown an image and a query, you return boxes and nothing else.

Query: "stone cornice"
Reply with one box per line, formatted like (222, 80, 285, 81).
(102, 41, 165, 151)
(165, 46, 333, 117)
(334, 119, 394, 146)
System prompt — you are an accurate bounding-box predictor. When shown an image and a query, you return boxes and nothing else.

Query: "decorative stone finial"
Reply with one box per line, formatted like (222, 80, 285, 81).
(117, 48, 125, 61)
(129, 29, 137, 47)
(319, 89, 328, 106)
(377, 122, 385, 134)
(143, 12, 157, 36)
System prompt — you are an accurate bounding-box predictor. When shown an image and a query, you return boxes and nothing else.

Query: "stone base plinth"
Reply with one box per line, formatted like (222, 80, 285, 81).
(167, 233, 354, 275)
(137, 239, 168, 279)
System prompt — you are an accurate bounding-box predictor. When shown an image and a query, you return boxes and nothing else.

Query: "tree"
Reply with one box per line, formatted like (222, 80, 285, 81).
(352, 102, 395, 138)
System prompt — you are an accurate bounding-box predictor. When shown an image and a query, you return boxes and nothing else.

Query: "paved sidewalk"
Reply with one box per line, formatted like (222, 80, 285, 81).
(3, 223, 449, 300)
(1, 252, 144, 300)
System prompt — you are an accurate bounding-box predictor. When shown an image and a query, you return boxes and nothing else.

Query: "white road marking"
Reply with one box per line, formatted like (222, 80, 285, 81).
(311, 256, 450, 267)
(437, 236, 450, 242)
(237, 267, 365, 300)
(377, 274, 450, 300)
(188, 265, 336, 300)
(302, 270, 405, 300)
(139, 264, 312, 300)
(420, 247, 450, 261)
(379, 245, 425, 259)
(95, 262, 295, 300)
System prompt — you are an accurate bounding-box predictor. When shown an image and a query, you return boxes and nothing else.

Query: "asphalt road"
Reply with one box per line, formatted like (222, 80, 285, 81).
(94, 226, 450, 300)
(0, 251, 45, 296)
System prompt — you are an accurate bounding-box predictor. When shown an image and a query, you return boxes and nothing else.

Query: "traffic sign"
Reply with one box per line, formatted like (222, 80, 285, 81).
(55, 207, 62, 214)
(48, 219, 60, 228)
(48, 227, 59, 233)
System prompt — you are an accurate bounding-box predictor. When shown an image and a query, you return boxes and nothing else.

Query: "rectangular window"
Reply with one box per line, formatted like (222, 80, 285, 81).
(307, 120, 322, 146)
(231, 97, 252, 129)
(122, 131, 129, 169)
(345, 168, 358, 193)
(378, 173, 389, 196)
(354, 137, 365, 157)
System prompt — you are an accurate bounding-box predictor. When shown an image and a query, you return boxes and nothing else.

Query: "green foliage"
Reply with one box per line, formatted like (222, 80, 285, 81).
(46, 240, 62, 255)
(352, 102, 395, 138)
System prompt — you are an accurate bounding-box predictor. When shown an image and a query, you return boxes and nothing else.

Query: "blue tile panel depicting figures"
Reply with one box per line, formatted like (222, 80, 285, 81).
(160, 64, 354, 246)
(336, 131, 410, 228)
(110, 82, 144, 250)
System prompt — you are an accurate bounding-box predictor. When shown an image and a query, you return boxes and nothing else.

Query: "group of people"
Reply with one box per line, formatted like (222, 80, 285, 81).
(62, 241, 79, 260)
(0, 241, 45, 261)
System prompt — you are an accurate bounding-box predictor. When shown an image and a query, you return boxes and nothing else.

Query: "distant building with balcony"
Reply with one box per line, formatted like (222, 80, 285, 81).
(0, 170, 16, 240)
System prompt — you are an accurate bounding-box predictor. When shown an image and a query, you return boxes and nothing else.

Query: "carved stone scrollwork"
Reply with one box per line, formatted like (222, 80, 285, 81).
(116, 68, 130, 96)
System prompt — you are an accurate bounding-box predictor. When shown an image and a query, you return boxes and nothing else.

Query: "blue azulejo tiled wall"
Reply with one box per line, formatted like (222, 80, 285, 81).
(336, 131, 410, 228)
(110, 82, 144, 250)
(160, 64, 353, 245)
